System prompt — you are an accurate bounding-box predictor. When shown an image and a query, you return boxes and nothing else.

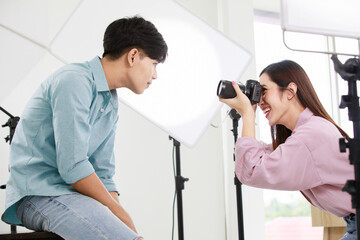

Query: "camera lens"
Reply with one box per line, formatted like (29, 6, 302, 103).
(217, 81, 226, 96)
(217, 80, 237, 99)
(217, 80, 246, 99)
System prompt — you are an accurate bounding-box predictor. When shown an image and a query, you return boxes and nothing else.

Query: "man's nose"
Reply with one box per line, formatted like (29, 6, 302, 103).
(152, 69, 157, 79)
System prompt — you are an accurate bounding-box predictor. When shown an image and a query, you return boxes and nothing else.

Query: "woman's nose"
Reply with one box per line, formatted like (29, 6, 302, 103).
(258, 95, 264, 107)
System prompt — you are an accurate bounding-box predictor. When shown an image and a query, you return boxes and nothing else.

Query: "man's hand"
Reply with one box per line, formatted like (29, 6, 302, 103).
(71, 173, 138, 233)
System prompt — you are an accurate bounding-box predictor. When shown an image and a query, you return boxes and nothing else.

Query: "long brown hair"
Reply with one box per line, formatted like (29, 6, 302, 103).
(260, 60, 349, 149)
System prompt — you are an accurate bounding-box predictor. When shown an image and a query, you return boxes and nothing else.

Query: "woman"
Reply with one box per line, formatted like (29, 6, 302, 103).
(220, 60, 356, 240)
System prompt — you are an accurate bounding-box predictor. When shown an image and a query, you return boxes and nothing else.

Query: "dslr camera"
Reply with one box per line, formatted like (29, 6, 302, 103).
(217, 79, 262, 104)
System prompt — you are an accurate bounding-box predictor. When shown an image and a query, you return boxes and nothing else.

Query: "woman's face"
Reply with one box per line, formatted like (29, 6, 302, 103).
(258, 73, 290, 126)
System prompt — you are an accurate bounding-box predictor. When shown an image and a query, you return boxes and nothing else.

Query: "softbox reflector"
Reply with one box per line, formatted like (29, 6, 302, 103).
(281, 0, 360, 39)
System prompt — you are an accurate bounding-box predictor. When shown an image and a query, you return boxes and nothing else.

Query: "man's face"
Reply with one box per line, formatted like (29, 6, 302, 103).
(129, 53, 159, 94)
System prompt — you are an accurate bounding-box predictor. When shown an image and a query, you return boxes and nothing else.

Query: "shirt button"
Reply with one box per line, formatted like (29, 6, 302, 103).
(100, 108, 104, 113)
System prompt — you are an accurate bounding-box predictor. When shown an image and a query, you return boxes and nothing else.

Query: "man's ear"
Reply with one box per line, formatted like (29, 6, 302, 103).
(287, 82, 298, 100)
(127, 48, 139, 66)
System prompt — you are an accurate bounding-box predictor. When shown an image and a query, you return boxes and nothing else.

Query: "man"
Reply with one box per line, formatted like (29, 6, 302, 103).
(2, 16, 167, 240)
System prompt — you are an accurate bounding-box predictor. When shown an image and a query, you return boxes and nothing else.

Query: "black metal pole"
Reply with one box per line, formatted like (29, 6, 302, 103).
(171, 137, 188, 240)
(343, 79, 360, 240)
(0, 106, 14, 118)
(230, 109, 245, 240)
(235, 174, 245, 240)
(341, 79, 360, 240)
(349, 80, 360, 240)
(331, 55, 360, 240)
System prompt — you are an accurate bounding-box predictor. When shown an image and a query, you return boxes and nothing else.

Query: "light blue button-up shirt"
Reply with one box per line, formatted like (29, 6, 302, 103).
(2, 56, 119, 225)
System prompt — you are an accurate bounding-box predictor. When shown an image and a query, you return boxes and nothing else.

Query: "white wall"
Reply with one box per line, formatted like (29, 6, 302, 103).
(253, 0, 280, 13)
(0, 0, 264, 239)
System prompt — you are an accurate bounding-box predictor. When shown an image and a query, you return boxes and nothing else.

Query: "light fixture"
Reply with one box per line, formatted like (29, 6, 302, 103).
(281, 0, 360, 56)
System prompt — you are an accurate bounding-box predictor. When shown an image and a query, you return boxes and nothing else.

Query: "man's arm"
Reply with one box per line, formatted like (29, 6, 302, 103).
(110, 191, 120, 203)
(71, 173, 137, 233)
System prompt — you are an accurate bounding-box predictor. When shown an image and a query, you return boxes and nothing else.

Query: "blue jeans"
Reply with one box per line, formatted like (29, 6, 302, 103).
(16, 193, 142, 240)
(340, 214, 357, 240)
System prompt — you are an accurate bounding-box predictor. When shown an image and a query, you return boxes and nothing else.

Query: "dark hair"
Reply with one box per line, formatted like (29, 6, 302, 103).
(102, 16, 168, 63)
(260, 60, 349, 149)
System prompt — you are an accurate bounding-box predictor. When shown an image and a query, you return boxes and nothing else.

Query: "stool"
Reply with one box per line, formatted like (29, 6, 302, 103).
(311, 206, 346, 240)
(0, 185, 63, 240)
(0, 231, 63, 240)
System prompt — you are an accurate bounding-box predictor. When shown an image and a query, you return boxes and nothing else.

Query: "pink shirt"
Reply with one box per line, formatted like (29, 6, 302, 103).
(235, 108, 354, 217)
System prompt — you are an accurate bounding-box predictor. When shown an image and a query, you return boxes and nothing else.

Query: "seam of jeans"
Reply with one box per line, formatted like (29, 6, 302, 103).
(47, 197, 108, 239)
(25, 200, 50, 231)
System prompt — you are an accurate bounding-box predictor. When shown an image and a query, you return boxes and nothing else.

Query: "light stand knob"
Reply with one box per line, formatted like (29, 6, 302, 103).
(339, 138, 348, 152)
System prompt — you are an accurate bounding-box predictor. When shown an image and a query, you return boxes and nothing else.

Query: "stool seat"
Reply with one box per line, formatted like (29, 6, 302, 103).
(0, 231, 63, 240)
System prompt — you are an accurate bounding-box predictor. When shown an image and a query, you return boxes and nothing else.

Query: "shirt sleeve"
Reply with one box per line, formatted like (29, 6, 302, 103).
(90, 115, 119, 192)
(49, 71, 95, 184)
(235, 136, 322, 190)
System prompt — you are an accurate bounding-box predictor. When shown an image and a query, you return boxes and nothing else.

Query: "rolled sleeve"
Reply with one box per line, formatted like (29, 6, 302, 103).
(49, 71, 95, 184)
(61, 159, 95, 184)
(101, 178, 118, 192)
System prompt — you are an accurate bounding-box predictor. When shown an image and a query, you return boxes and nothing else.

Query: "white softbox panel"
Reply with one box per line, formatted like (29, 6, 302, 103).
(281, 0, 360, 39)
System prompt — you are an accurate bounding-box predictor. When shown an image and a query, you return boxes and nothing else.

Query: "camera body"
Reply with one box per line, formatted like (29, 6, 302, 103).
(217, 79, 262, 104)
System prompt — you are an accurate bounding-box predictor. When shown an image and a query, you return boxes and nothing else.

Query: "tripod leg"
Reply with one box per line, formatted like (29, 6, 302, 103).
(171, 137, 189, 240)
(235, 177, 245, 240)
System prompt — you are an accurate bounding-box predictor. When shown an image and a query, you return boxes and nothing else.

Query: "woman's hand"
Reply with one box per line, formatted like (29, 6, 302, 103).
(219, 81, 256, 138)
(219, 81, 256, 117)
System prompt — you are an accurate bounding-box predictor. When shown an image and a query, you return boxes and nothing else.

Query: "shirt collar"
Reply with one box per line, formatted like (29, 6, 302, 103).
(294, 108, 313, 131)
(88, 56, 109, 92)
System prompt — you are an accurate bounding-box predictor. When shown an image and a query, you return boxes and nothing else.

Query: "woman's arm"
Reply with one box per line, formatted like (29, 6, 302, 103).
(235, 136, 321, 190)
(241, 111, 255, 138)
(71, 173, 138, 233)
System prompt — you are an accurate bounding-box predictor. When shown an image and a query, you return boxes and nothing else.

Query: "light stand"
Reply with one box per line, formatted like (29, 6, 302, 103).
(0, 106, 20, 234)
(229, 108, 245, 240)
(330, 55, 360, 239)
(0, 106, 19, 145)
(169, 137, 189, 240)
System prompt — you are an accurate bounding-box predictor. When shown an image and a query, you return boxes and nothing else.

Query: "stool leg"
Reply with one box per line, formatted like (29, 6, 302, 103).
(11, 224, 17, 234)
